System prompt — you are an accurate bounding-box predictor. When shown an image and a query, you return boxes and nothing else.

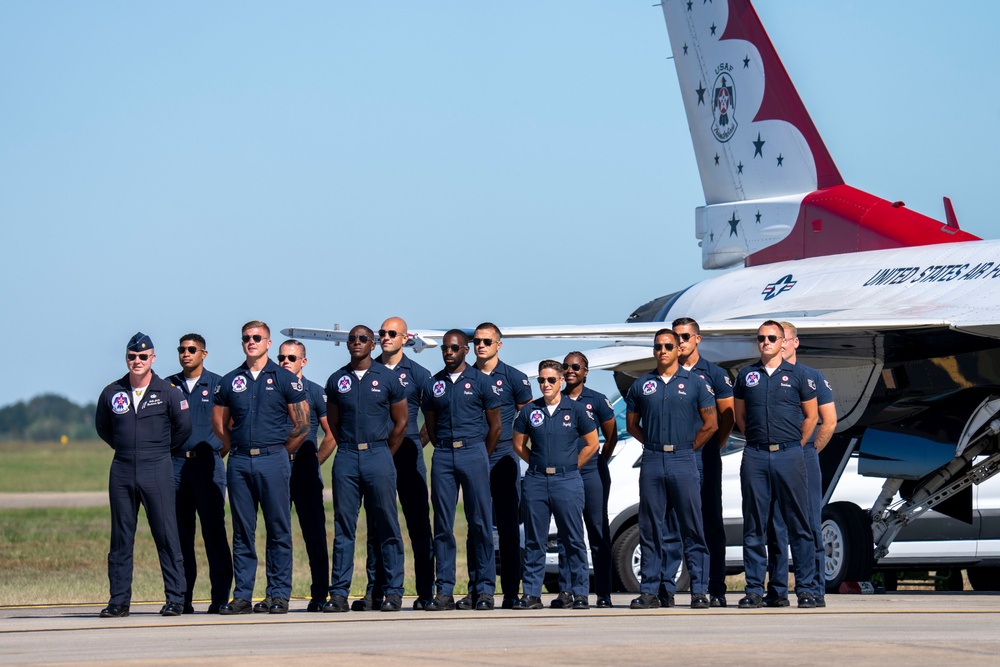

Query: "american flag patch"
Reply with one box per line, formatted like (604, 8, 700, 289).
(179, 400, 189, 410)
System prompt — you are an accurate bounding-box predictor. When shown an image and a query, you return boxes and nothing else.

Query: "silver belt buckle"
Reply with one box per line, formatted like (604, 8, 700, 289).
(358, 443, 369, 451)
(768, 444, 780, 452)
(184, 451, 196, 459)
(250, 448, 261, 456)
(452, 441, 464, 448)
(545, 466, 556, 475)
(663, 445, 674, 452)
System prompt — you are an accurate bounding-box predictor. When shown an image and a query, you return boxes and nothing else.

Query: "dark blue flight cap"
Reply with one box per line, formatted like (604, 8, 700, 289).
(127, 332, 154, 351)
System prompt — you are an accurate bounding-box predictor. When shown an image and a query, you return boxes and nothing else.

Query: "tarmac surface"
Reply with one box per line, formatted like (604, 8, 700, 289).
(2, 592, 998, 667)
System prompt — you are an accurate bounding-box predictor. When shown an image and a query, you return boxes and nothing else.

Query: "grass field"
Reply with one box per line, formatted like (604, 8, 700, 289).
(0, 440, 111, 492)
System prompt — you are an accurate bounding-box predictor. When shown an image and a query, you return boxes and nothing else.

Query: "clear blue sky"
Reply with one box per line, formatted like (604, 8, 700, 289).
(2, 1, 998, 408)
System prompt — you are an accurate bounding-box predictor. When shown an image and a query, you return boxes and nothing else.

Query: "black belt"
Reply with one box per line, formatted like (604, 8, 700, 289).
(745, 441, 799, 452)
(528, 464, 577, 475)
(642, 444, 692, 453)
(174, 450, 201, 459)
(434, 439, 485, 450)
(339, 441, 388, 451)
(231, 445, 285, 456)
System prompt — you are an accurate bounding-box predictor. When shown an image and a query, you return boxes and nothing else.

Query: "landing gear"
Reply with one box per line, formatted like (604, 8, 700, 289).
(822, 501, 874, 593)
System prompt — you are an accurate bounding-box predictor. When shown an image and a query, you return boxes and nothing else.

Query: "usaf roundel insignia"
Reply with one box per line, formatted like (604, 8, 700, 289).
(372, 380, 379, 387)
(201, 389, 209, 397)
(529, 410, 544, 427)
(433, 381, 446, 398)
(111, 391, 130, 414)
(745, 371, 760, 387)
(399, 373, 407, 380)
(781, 375, 789, 382)
(232, 376, 248, 392)
(266, 378, 273, 385)
(678, 383, 685, 390)
(464, 382, 472, 389)
(564, 414, 571, 421)
(642, 380, 657, 395)
(496, 379, 503, 387)
(586, 403, 593, 410)
(338, 376, 352, 393)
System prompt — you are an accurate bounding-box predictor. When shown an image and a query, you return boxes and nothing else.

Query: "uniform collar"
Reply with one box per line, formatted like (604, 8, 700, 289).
(436, 363, 478, 381)
(340, 360, 386, 376)
(643, 367, 692, 384)
(533, 395, 573, 412)
(749, 358, 796, 373)
(238, 358, 281, 376)
(477, 358, 510, 377)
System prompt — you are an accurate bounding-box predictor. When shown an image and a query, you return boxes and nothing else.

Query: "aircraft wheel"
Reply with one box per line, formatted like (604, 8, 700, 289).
(968, 567, 1000, 591)
(612, 525, 641, 593)
(822, 501, 874, 593)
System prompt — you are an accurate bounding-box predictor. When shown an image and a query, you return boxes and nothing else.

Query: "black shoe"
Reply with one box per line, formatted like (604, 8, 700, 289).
(413, 598, 432, 611)
(797, 593, 816, 609)
(351, 595, 380, 612)
(381, 594, 402, 612)
(268, 598, 289, 614)
(630, 593, 661, 610)
(425, 594, 456, 611)
(690, 594, 710, 609)
(306, 600, 325, 613)
(501, 597, 518, 609)
(763, 595, 790, 608)
(456, 595, 475, 611)
(596, 596, 613, 608)
(515, 595, 543, 610)
(323, 595, 349, 613)
(657, 592, 675, 608)
(206, 603, 223, 614)
(571, 595, 589, 610)
(99, 604, 129, 618)
(814, 595, 826, 608)
(160, 602, 184, 617)
(219, 598, 253, 615)
(475, 594, 494, 611)
(550, 591, 573, 609)
(738, 593, 764, 609)
(182, 605, 195, 615)
(253, 597, 272, 613)
(710, 594, 727, 608)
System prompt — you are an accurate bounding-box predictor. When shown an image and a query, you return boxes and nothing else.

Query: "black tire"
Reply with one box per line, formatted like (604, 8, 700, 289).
(968, 567, 1000, 591)
(612, 524, 642, 593)
(938, 569, 964, 591)
(881, 570, 898, 592)
(822, 501, 874, 593)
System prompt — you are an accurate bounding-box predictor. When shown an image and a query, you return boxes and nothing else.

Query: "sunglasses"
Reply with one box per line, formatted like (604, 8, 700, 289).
(441, 344, 463, 353)
(757, 335, 782, 343)
(277, 354, 299, 363)
(562, 363, 585, 372)
(471, 338, 494, 347)
(674, 332, 695, 341)
(241, 334, 263, 344)
(537, 376, 560, 385)
(127, 353, 150, 361)
(347, 334, 371, 344)
(177, 346, 199, 354)
(653, 343, 675, 352)
(378, 329, 400, 339)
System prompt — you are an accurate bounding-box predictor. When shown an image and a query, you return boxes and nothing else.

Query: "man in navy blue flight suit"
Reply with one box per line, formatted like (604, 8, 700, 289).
(95, 332, 191, 618)
(167, 333, 232, 614)
(765, 322, 837, 607)
(513, 360, 600, 610)
(322, 325, 410, 613)
(213, 321, 309, 615)
(626, 329, 718, 610)
(458, 322, 532, 610)
(659, 317, 735, 608)
(733, 319, 818, 609)
(422, 329, 502, 611)
(278, 339, 335, 612)
(357, 316, 435, 611)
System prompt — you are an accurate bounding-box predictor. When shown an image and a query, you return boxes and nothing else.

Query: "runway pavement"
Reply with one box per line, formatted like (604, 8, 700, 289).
(2, 592, 998, 667)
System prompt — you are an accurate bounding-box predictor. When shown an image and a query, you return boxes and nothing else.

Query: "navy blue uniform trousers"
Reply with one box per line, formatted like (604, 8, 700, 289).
(227, 446, 293, 601)
(109, 457, 186, 606)
(431, 443, 496, 597)
(557, 455, 612, 596)
(638, 447, 708, 596)
(172, 449, 232, 607)
(465, 441, 520, 600)
(331, 443, 404, 597)
(523, 469, 587, 597)
(740, 442, 816, 597)
(767, 443, 825, 597)
(290, 445, 330, 602)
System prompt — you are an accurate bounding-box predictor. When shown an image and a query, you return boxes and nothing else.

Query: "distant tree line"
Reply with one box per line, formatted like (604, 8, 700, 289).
(0, 394, 98, 441)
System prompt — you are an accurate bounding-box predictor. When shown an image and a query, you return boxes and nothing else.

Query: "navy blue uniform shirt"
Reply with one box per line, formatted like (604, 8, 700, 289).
(384, 354, 432, 441)
(421, 365, 501, 443)
(214, 359, 307, 448)
(96, 372, 192, 462)
(167, 369, 223, 453)
(301, 377, 327, 449)
(565, 386, 615, 452)
(625, 368, 715, 446)
(477, 360, 533, 441)
(514, 397, 596, 469)
(733, 360, 817, 444)
(325, 361, 406, 444)
(795, 363, 833, 446)
(685, 356, 734, 401)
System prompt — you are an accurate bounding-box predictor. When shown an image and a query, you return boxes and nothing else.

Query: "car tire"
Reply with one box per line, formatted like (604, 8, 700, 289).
(612, 524, 641, 593)
(822, 501, 874, 593)
(967, 567, 1000, 591)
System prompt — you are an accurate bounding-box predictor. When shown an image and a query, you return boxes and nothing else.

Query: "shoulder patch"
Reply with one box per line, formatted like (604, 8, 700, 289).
(179, 400, 189, 410)
(522, 378, 530, 386)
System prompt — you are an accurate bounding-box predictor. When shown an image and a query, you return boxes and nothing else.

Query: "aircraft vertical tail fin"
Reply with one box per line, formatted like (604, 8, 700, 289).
(659, 0, 979, 269)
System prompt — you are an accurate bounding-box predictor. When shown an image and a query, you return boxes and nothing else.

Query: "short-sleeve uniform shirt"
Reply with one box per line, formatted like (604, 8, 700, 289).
(513, 397, 596, 469)
(214, 359, 307, 447)
(477, 360, 533, 442)
(421, 365, 501, 443)
(733, 359, 817, 445)
(625, 368, 715, 446)
(325, 361, 406, 445)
